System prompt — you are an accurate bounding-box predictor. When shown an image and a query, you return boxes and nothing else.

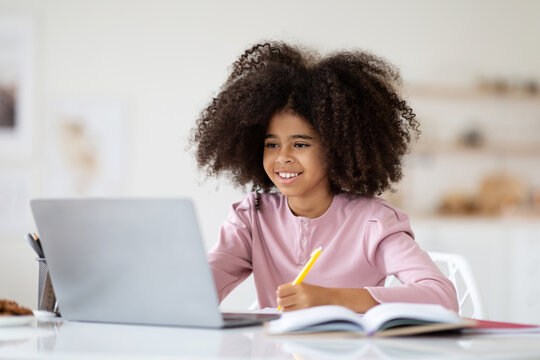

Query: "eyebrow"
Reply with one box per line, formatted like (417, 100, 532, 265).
(264, 134, 314, 140)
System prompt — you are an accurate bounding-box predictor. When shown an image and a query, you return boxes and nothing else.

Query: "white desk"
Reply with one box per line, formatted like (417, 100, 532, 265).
(1, 318, 540, 359)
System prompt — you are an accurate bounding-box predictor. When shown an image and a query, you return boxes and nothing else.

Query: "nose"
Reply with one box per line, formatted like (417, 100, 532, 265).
(276, 147, 293, 164)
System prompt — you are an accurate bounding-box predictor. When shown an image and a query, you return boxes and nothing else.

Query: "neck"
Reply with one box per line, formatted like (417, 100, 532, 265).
(287, 192, 334, 219)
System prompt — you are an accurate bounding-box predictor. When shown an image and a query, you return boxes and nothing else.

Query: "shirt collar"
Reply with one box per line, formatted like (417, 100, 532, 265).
(284, 193, 341, 225)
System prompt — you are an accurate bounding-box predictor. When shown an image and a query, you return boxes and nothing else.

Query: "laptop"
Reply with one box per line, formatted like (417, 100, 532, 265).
(30, 198, 280, 328)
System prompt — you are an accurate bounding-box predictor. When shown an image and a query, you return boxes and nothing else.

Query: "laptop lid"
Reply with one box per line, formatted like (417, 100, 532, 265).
(30, 198, 269, 328)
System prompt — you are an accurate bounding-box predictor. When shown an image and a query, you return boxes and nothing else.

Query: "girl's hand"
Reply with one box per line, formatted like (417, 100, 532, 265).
(276, 282, 331, 311)
(276, 282, 380, 313)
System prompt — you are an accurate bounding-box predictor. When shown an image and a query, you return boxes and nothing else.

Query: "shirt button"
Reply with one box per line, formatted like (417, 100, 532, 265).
(302, 238, 307, 244)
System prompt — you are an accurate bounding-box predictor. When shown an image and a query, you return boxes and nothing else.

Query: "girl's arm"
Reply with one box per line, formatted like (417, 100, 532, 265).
(207, 197, 255, 303)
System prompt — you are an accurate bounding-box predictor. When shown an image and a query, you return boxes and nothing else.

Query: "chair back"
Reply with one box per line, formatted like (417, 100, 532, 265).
(385, 251, 485, 319)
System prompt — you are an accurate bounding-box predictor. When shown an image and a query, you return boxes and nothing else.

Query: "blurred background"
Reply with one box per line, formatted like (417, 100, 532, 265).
(1, 0, 539, 323)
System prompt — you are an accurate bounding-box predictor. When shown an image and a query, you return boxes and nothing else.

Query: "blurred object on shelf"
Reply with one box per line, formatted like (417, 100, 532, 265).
(529, 188, 540, 215)
(438, 173, 531, 217)
(439, 191, 477, 215)
(458, 127, 485, 149)
(476, 77, 540, 96)
(524, 80, 539, 95)
(478, 174, 527, 216)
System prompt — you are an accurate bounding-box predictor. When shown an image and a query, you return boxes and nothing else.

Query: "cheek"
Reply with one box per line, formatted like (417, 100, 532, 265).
(305, 152, 328, 178)
(262, 151, 274, 177)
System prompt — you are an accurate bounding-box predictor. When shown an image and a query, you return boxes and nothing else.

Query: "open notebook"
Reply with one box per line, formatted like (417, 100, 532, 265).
(266, 303, 540, 337)
(30, 198, 279, 328)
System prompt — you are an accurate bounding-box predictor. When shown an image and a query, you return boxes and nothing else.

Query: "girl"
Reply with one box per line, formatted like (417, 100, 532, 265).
(192, 42, 458, 313)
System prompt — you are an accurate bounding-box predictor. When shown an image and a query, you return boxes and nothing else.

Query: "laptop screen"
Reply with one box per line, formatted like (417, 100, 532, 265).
(31, 198, 227, 327)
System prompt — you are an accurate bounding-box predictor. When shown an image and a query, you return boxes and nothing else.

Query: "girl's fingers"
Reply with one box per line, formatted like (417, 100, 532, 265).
(276, 282, 295, 297)
(282, 304, 302, 312)
(277, 285, 311, 310)
(277, 294, 296, 309)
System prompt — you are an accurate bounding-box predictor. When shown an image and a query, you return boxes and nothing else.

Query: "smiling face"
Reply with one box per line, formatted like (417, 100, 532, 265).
(263, 110, 332, 215)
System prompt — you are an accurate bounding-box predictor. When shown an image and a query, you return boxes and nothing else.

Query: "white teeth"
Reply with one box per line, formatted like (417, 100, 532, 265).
(279, 172, 299, 179)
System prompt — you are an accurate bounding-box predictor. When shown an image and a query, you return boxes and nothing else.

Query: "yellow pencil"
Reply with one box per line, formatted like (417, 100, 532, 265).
(277, 246, 323, 311)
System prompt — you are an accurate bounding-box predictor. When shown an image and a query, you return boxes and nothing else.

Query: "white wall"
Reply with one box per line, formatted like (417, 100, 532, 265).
(1, 0, 539, 312)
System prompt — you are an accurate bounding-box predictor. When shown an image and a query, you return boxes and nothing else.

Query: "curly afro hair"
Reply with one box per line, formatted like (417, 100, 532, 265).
(191, 42, 419, 197)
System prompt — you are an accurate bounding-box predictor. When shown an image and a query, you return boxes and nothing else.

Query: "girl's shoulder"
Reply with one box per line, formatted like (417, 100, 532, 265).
(336, 193, 385, 209)
(337, 194, 413, 240)
(232, 192, 286, 213)
(336, 194, 409, 222)
(226, 192, 288, 226)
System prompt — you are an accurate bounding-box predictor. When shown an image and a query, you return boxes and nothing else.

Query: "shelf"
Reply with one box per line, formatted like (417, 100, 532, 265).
(403, 85, 540, 102)
(410, 213, 540, 225)
(409, 142, 540, 157)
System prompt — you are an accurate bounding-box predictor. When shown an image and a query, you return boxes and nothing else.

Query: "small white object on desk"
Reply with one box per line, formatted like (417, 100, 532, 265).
(0, 315, 35, 327)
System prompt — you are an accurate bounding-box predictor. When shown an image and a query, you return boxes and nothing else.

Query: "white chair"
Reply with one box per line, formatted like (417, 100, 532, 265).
(385, 251, 485, 319)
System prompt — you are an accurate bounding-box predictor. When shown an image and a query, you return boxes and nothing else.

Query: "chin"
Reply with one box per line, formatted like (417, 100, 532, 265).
(275, 188, 298, 198)
(271, 180, 302, 198)
(272, 184, 288, 195)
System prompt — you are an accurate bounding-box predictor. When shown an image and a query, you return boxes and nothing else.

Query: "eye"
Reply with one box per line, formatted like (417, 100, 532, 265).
(294, 143, 310, 148)
(265, 142, 279, 148)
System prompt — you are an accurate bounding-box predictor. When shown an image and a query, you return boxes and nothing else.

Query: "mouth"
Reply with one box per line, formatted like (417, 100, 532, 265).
(275, 171, 303, 184)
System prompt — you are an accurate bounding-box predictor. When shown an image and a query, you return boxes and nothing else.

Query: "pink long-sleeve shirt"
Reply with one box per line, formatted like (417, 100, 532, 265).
(207, 192, 458, 312)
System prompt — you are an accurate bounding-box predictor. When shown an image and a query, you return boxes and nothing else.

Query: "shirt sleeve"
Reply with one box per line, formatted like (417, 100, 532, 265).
(206, 195, 254, 303)
(363, 202, 459, 312)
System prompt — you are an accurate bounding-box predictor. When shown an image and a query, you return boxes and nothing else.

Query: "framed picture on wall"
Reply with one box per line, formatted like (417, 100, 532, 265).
(0, 15, 33, 159)
(43, 98, 129, 197)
